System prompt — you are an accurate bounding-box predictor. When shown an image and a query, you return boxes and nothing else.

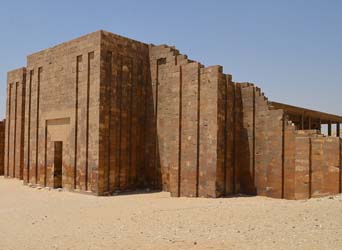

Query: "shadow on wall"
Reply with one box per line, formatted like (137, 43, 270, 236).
(236, 85, 256, 196)
(144, 71, 162, 190)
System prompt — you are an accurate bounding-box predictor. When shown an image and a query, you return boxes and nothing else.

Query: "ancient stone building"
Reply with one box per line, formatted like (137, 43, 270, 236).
(2, 30, 342, 199)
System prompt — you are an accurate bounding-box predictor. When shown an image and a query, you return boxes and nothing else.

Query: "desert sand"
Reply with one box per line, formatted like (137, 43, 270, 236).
(0, 176, 341, 250)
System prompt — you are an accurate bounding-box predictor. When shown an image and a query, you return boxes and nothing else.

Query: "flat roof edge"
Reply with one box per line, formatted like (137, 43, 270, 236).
(269, 101, 342, 123)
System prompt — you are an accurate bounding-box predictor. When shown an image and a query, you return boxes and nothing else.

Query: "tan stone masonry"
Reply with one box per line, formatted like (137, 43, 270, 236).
(2, 30, 342, 199)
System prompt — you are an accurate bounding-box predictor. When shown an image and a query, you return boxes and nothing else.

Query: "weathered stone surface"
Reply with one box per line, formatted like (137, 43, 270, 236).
(0, 120, 5, 175)
(5, 68, 26, 179)
(99, 31, 152, 194)
(2, 30, 341, 199)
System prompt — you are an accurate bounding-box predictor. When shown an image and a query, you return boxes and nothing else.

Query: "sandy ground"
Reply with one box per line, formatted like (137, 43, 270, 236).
(0, 177, 341, 250)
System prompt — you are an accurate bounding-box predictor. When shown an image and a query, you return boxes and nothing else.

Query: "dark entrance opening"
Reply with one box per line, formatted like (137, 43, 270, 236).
(53, 141, 63, 188)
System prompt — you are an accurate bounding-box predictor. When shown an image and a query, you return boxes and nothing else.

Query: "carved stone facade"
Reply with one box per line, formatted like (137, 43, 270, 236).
(2, 30, 342, 199)
(5, 68, 26, 179)
(0, 119, 5, 175)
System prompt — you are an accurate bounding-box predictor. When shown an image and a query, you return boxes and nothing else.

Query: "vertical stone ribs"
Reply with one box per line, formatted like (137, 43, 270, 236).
(154, 59, 160, 188)
(35, 67, 42, 184)
(85, 53, 93, 190)
(106, 54, 139, 191)
(119, 56, 132, 189)
(196, 66, 201, 197)
(116, 55, 123, 190)
(237, 84, 256, 194)
(178, 66, 182, 196)
(43, 120, 47, 186)
(25, 70, 34, 183)
(238, 85, 290, 198)
(6, 83, 12, 177)
(13, 82, 18, 178)
(5, 68, 26, 180)
(150, 45, 227, 197)
(99, 37, 150, 194)
(199, 66, 226, 197)
(224, 78, 235, 194)
(76, 51, 93, 192)
(227, 84, 293, 198)
(10, 32, 103, 194)
(0, 120, 5, 176)
(24, 70, 33, 184)
(3, 31, 341, 199)
(106, 52, 112, 191)
(74, 55, 82, 189)
(180, 62, 200, 197)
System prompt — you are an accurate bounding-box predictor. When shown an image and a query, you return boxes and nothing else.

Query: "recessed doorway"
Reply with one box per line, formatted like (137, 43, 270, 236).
(53, 141, 63, 188)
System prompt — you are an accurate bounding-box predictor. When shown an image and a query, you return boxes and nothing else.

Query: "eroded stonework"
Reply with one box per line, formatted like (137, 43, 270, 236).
(2, 30, 342, 199)
(0, 120, 5, 175)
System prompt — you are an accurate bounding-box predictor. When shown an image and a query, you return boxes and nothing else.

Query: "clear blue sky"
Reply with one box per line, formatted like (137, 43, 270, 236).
(1, 0, 341, 119)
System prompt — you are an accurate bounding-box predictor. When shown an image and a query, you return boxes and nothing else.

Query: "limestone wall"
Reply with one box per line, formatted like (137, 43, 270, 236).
(231, 84, 284, 198)
(0, 120, 5, 175)
(149, 45, 227, 197)
(148, 44, 342, 200)
(235, 83, 342, 199)
(289, 131, 341, 199)
(98, 31, 152, 194)
(5, 68, 26, 179)
(3, 30, 341, 199)
(24, 31, 101, 193)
